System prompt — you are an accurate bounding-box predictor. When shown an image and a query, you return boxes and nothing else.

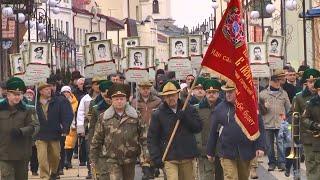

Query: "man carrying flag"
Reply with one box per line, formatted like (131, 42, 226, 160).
(202, 0, 266, 179)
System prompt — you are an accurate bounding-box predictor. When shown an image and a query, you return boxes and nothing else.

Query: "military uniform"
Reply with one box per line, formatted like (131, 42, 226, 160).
(301, 78, 320, 180)
(88, 80, 112, 179)
(90, 84, 148, 180)
(0, 77, 39, 180)
(293, 69, 320, 179)
(194, 79, 222, 180)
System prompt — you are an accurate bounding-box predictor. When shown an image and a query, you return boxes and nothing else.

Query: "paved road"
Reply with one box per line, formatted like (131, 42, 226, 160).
(28, 156, 306, 179)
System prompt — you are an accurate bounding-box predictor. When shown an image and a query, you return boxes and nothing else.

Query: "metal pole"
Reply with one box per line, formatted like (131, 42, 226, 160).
(302, 0, 307, 65)
(281, 0, 287, 64)
(127, 0, 130, 18)
(0, 4, 3, 81)
(246, 0, 249, 42)
(16, 13, 19, 52)
(27, 0, 31, 41)
(260, 1, 264, 40)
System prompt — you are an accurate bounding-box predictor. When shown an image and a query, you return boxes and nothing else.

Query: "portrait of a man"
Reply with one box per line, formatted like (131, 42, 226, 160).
(128, 47, 148, 69)
(98, 44, 107, 58)
(253, 46, 262, 61)
(267, 36, 284, 57)
(133, 52, 143, 66)
(122, 37, 140, 57)
(92, 40, 113, 63)
(16, 57, 24, 73)
(84, 45, 93, 66)
(10, 53, 25, 75)
(29, 42, 50, 64)
(85, 32, 101, 45)
(169, 36, 189, 58)
(190, 39, 198, 53)
(249, 42, 267, 64)
(270, 39, 279, 54)
(174, 41, 185, 56)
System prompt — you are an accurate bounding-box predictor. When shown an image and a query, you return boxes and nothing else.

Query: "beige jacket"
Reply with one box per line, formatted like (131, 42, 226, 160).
(259, 87, 291, 129)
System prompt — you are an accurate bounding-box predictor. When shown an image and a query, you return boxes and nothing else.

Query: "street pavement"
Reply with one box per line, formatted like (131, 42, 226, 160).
(28, 156, 307, 179)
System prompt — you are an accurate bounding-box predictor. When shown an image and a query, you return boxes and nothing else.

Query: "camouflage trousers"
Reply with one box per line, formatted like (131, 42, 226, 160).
(304, 144, 320, 180)
(97, 161, 135, 180)
(0, 160, 28, 180)
(194, 157, 215, 180)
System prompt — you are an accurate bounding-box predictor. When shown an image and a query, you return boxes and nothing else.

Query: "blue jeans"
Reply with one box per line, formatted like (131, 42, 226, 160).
(265, 129, 285, 166)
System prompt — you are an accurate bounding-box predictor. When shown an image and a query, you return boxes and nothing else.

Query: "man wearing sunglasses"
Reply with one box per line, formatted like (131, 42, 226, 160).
(260, 69, 291, 172)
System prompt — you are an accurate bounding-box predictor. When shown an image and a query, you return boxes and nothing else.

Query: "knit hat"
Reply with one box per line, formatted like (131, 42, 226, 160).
(26, 89, 35, 97)
(60, 86, 72, 93)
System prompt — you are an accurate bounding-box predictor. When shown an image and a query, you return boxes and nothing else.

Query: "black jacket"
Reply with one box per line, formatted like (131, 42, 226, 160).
(147, 100, 202, 167)
(206, 101, 266, 160)
(36, 95, 74, 141)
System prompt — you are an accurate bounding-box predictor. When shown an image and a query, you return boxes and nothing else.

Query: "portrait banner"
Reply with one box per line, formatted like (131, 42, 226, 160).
(84, 65, 95, 78)
(148, 67, 156, 82)
(168, 58, 192, 80)
(250, 64, 271, 78)
(125, 69, 149, 82)
(190, 55, 203, 72)
(268, 56, 283, 70)
(23, 64, 50, 86)
(94, 61, 117, 77)
(201, 0, 259, 140)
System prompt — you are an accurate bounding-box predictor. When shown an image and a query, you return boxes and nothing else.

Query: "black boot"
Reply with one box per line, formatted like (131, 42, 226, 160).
(50, 173, 58, 180)
(142, 166, 154, 180)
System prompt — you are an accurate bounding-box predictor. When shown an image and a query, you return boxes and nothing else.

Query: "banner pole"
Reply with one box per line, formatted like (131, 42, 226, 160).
(161, 66, 203, 162)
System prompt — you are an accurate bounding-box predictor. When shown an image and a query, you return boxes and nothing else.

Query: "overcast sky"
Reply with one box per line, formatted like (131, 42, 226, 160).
(171, 0, 213, 29)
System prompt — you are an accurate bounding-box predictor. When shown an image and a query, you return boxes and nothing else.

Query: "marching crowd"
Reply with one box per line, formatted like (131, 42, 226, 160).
(1, 64, 320, 180)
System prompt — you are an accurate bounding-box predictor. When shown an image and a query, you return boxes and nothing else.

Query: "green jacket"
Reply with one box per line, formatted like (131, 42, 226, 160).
(90, 104, 148, 165)
(302, 95, 320, 150)
(88, 95, 110, 144)
(292, 88, 315, 144)
(0, 98, 39, 160)
(195, 97, 222, 155)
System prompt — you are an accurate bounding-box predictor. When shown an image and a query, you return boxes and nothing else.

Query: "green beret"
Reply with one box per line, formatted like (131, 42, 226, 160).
(159, 80, 181, 96)
(194, 77, 207, 88)
(6, 77, 26, 93)
(203, 79, 221, 91)
(314, 78, 320, 89)
(99, 80, 113, 92)
(108, 84, 130, 98)
(301, 68, 320, 83)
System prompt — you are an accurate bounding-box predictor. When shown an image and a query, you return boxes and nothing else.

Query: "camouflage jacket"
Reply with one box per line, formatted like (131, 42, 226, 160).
(90, 104, 148, 165)
(0, 98, 39, 160)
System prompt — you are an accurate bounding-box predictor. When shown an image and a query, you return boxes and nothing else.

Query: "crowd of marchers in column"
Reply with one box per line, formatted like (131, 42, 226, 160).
(1, 64, 320, 180)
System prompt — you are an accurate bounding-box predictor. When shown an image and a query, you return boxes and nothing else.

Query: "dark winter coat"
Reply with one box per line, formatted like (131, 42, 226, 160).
(147, 100, 202, 167)
(36, 95, 74, 141)
(0, 99, 39, 160)
(206, 100, 266, 160)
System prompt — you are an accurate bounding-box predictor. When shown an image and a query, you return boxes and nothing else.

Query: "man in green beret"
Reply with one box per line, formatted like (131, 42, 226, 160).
(189, 77, 207, 105)
(88, 80, 113, 179)
(0, 77, 39, 179)
(292, 69, 320, 179)
(294, 69, 320, 179)
(194, 79, 223, 180)
(90, 83, 148, 180)
(148, 80, 202, 180)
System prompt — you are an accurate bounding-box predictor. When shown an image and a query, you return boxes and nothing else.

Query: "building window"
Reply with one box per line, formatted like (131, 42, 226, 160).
(153, 0, 159, 14)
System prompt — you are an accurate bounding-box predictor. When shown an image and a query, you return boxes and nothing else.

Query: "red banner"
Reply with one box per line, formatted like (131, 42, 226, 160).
(201, 0, 259, 140)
